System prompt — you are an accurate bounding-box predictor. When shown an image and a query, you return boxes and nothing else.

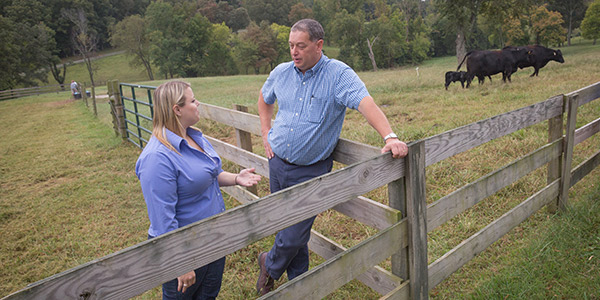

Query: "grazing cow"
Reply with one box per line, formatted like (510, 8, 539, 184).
(503, 45, 564, 76)
(457, 47, 532, 88)
(445, 71, 468, 90)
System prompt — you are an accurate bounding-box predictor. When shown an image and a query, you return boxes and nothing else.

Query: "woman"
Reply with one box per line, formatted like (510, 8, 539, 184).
(136, 80, 260, 299)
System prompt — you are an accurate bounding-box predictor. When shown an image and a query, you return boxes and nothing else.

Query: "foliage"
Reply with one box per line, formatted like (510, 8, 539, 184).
(271, 23, 292, 67)
(109, 15, 154, 80)
(288, 2, 314, 24)
(244, 0, 300, 26)
(581, 0, 600, 44)
(531, 5, 567, 46)
(0, 15, 54, 90)
(548, 0, 587, 45)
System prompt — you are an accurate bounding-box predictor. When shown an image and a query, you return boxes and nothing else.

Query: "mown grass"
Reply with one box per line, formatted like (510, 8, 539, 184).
(2, 40, 599, 299)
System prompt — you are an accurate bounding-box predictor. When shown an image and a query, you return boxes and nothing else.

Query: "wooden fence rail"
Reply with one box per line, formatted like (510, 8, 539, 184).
(0, 84, 68, 101)
(3, 81, 599, 300)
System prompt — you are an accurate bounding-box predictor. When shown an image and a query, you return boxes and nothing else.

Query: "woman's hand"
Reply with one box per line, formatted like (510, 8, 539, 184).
(177, 270, 196, 293)
(236, 168, 261, 187)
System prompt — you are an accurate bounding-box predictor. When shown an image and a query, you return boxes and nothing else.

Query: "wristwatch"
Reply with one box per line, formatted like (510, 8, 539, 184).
(384, 132, 398, 142)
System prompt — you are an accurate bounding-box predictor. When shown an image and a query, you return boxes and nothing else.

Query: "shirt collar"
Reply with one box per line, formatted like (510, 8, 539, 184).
(294, 53, 328, 76)
(164, 127, 203, 152)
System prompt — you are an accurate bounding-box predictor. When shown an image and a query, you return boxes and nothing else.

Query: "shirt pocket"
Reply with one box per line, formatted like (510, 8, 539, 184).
(307, 96, 326, 123)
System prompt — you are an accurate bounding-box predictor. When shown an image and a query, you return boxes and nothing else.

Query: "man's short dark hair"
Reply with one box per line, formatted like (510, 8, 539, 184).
(291, 19, 324, 42)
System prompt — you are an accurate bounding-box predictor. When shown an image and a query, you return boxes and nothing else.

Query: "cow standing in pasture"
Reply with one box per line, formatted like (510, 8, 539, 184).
(457, 47, 532, 88)
(444, 71, 468, 90)
(503, 45, 564, 77)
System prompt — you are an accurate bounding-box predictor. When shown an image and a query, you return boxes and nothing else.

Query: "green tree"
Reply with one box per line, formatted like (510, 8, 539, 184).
(146, 1, 187, 78)
(581, 0, 600, 44)
(110, 15, 154, 80)
(531, 5, 566, 46)
(203, 22, 238, 75)
(245, 0, 299, 26)
(548, 0, 587, 46)
(434, 0, 489, 63)
(270, 23, 291, 67)
(329, 9, 366, 69)
(288, 3, 313, 24)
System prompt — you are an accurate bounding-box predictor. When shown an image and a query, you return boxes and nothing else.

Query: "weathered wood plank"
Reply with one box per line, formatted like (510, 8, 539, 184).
(221, 185, 402, 295)
(308, 231, 403, 295)
(205, 136, 270, 177)
(428, 179, 560, 290)
(332, 196, 402, 230)
(3, 153, 404, 300)
(332, 138, 381, 165)
(560, 94, 578, 210)
(405, 141, 428, 299)
(198, 102, 262, 135)
(262, 220, 407, 300)
(233, 104, 258, 195)
(570, 149, 600, 187)
(567, 81, 600, 107)
(547, 111, 564, 214)
(198, 102, 383, 166)
(211, 136, 403, 229)
(423, 95, 564, 167)
(427, 140, 562, 232)
(574, 117, 600, 146)
(388, 179, 408, 280)
(379, 281, 411, 300)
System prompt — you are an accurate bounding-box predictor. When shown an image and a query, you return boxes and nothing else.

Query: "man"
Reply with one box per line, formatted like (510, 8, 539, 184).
(256, 19, 408, 295)
(70, 80, 79, 98)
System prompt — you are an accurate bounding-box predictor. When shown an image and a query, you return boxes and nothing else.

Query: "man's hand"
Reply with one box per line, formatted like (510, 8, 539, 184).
(262, 135, 274, 159)
(381, 138, 408, 158)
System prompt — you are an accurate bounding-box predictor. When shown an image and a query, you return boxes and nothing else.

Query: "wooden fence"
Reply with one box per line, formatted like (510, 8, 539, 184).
(3, 81, 599, 300)
(0, 84, 68, 101)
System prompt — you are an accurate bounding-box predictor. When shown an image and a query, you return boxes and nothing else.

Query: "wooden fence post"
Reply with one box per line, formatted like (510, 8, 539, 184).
(81, 82, 89, 107)
(405, 140, 428, 299)
(233, 104, 258, 195)
(546, 96, 564, 213)
(91, 85, 97, 117)
(388, 178, 408, 281)
(559, 94, 579, 210)
(107, 80, 127, 141)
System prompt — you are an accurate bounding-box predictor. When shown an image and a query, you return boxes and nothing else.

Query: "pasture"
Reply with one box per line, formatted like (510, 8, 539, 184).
(1, 40, 600, 299)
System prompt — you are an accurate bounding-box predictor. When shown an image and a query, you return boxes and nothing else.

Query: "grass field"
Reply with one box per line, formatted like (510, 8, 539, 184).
(2, 40, 600, 299)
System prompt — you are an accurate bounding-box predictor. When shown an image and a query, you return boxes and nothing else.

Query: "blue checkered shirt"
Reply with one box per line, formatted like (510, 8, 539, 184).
(261, 54, 370, 165)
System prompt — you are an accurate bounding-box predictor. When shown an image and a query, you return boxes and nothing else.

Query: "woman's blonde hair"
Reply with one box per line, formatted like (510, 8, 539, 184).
(152, 80, 198, 153)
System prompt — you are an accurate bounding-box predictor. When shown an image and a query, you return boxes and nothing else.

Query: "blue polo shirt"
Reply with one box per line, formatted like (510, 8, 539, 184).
(135, 128, 226, 238)
(262, 54, 370, 165)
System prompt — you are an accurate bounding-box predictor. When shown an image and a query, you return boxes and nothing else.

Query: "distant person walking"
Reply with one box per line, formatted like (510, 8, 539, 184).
(70, 80, 79, 98)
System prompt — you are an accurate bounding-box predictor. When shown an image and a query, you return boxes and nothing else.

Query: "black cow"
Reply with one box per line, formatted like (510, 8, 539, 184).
(503, 45, 564, 76)
(445, 71, 468, 90)
(457, 47, 532, 88)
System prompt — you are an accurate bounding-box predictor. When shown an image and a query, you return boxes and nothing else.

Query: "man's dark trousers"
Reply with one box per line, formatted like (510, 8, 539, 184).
(265, 154, 334, 280)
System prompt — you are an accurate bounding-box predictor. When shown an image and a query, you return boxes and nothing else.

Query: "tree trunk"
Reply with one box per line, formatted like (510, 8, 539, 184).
(366, 37, 378, 72)
(567, 10, 573, 46)
(455, 26, 467, 66)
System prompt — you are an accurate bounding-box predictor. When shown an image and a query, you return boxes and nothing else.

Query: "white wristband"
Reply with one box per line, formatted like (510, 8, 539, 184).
(384, 132, 398, 142)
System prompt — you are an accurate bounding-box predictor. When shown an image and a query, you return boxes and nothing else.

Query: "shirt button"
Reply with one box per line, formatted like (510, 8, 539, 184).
(287, 144, 290, 147)
(290, 128, 293, 131)
(295, 113, 298, 116)
(299, 98, 302, 101)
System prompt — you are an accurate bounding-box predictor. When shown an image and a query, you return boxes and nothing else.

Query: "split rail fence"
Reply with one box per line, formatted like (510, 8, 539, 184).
(0, 84, 68, 101)
(3, 80, 600, 300)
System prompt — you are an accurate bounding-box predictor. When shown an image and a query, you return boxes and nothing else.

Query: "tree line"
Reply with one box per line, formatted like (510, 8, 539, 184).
(1, 0, 599, 90)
